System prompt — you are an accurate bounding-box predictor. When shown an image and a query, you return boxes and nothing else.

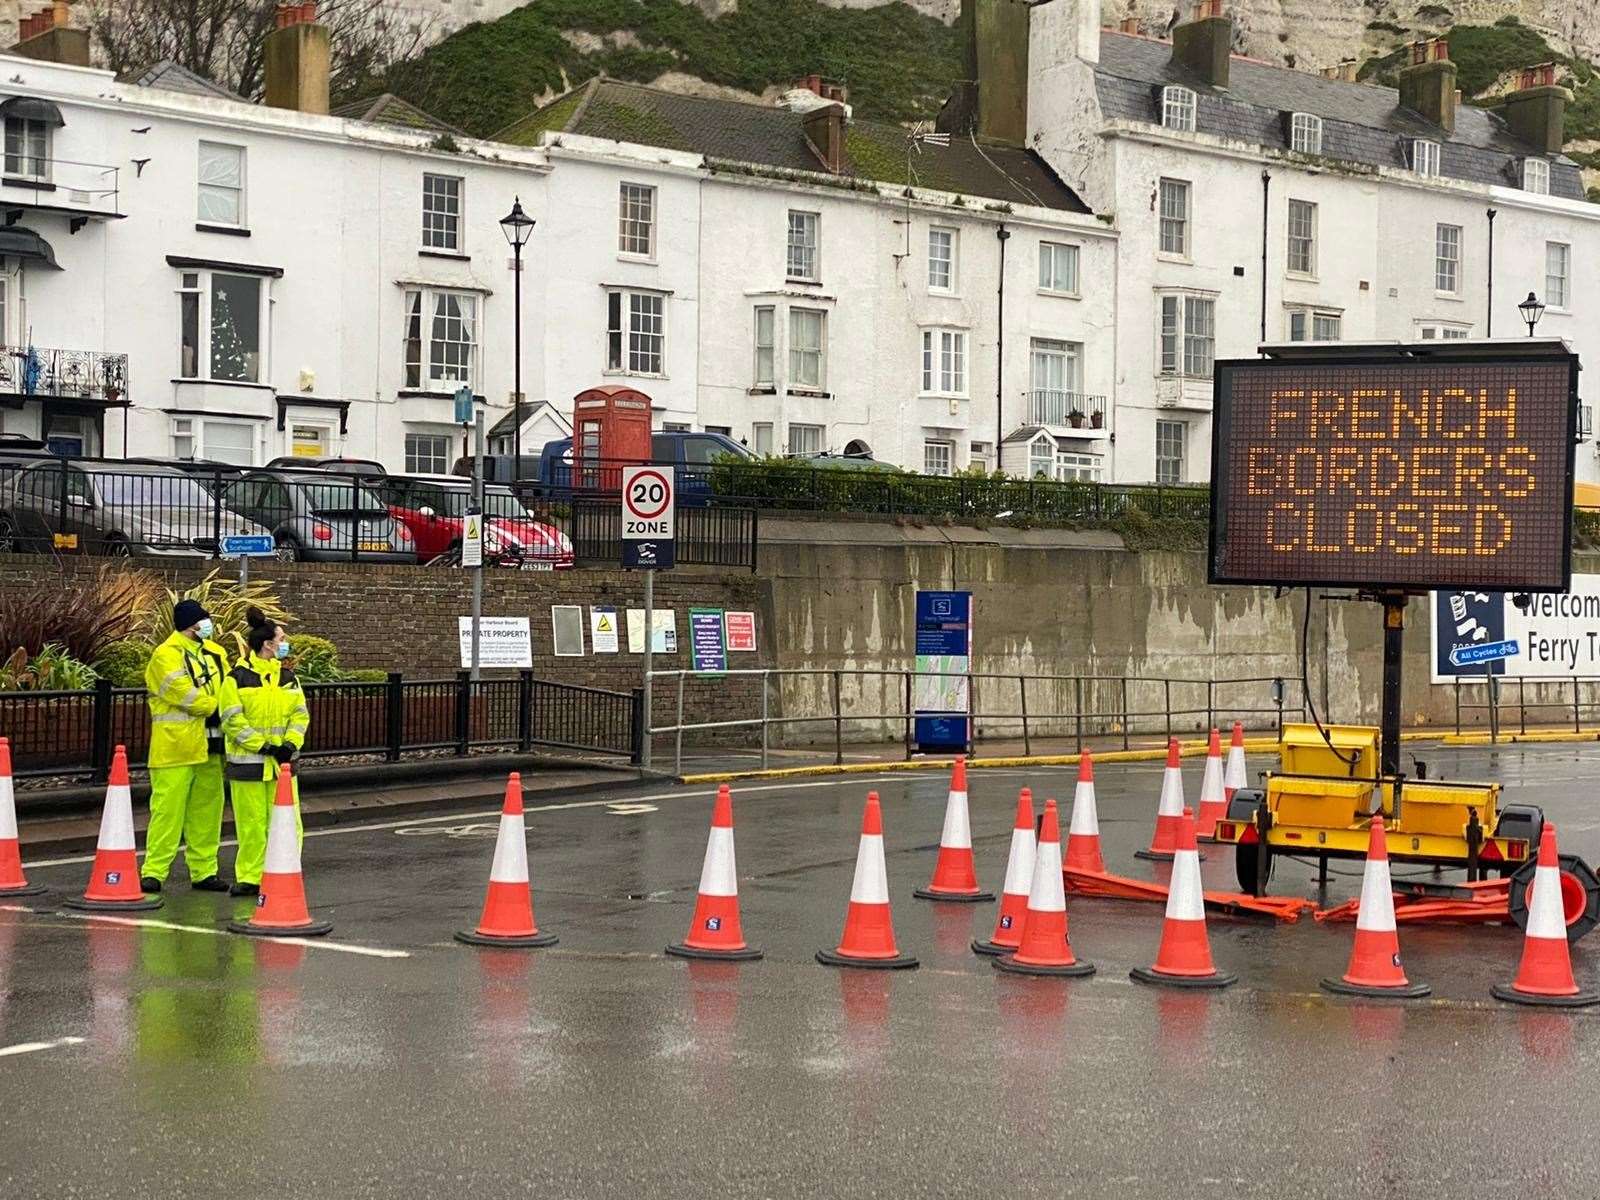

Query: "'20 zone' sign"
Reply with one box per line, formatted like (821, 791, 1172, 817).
(622, 464, 675, 570)
(1209, 351, 1577, 591)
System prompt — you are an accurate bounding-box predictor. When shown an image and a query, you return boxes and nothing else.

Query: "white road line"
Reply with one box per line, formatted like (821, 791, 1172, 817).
(55, 912, 410, 959)
(0, 1036, 86, 1058)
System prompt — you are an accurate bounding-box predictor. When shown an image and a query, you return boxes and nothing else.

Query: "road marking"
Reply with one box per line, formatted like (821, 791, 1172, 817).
(0, 1036, 86, 1058)
(55, 912, 410, 959)
(606, 802, 659, 815)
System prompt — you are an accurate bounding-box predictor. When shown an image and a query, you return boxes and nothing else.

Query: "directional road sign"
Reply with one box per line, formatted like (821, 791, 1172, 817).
(1449, 639, 1521, 668)
(220, 534, 276, 557)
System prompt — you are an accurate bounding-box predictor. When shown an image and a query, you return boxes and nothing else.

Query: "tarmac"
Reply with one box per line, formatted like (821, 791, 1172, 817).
(2, 742, 1598, 1197)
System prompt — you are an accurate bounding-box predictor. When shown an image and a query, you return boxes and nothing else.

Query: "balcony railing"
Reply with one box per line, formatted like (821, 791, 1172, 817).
(0, 157, 122, 218)
(0, 346, 128, 402)
(1025, 390, 1109, 430)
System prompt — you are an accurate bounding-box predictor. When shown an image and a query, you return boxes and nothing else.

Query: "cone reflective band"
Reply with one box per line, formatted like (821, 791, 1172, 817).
(457, 772, 557, 948)
(64, 746, 161, 912)
(1492, 824, 1600, 1008)
(1064, 753, 1106, 875)
(229, 766, 332, 937)
(0, 737, 43, 897)
(915, 757, 993, 902)
(994, 798, 1094, 977)
(1223, 722, 1248, 801)
(817, 792, 918, 970)
(1136, 739, 1190, 862)
(1321, 815, 1429, 999)
(973, 788, 1036, 955)
(1131, 809, 1235, 989)
(1194, 729, 1227, 842)
(668, 784, 760, 961)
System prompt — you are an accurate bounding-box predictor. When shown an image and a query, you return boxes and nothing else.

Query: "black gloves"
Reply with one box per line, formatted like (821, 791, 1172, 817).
(267, 743, 296, 765)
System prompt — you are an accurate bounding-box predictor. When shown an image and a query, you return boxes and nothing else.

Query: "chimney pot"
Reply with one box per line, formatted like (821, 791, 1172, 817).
(1120, 16, 1139, 33)
(1193, 0, 1223, 19)
(51, 0, 69, 28)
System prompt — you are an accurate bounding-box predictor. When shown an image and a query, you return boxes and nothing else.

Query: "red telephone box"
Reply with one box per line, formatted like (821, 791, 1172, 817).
(572, 385, 652, 491)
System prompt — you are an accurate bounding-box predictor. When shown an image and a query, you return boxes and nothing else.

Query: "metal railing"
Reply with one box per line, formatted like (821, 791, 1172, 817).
(570, 497, 758, 571)
(0, 346, 128, 402)
(645, 667, 1304, 774)
(0, 671, 641, 781)
(1024, 390, 1110, 430)
(1452, 670, 1600, 741)
(0, 157, 122, 218)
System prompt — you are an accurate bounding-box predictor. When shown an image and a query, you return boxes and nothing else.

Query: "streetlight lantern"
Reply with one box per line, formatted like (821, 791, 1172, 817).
(499, 198, 536, 486)
(1518, 291, 1545, 337)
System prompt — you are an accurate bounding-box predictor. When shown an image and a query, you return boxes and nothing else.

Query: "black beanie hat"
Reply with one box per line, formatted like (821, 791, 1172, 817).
(173, 599, 209, 632)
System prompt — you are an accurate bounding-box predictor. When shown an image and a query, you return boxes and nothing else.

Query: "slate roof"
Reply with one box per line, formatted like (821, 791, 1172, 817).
(499, 79, 1089, 213)
(1094, 32, 1586, 202)
(331, 93, 462, 136)
(125, 60, 241, 101)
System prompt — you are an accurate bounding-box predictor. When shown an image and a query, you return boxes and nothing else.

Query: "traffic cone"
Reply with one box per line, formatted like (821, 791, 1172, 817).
(228, 765, 332, 937)
(668, 784, 761, 961)
(63, 746, 161, 912)
(817, 792, 918, 970)
(1223, 721, 1248, 801)
(1492, 824, 1600, 1008)
(1320, 815, 1429, 998)
(1131, 809, 1236, 989)
(1136, 738, 1189, 862)
(1194, 728, 1227, 842)
(0, 737, 43, 897)
(1064, 753, 1106, 874)
(455, 772, 557, 948)
(995, 799, 1095, 978)
(973, 788, 1036, 955)
(914, 757, 993, 902)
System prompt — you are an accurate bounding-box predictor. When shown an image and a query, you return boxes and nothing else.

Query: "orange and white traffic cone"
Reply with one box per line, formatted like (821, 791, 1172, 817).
(817, 791, 918, 970)
(995, 799, 1095, 978)
(668, 784, 761, 961)
(1223, 721, 1248, 801)
(1321, 815, 1429, 999)
(973, 788, 1036, 955)
(1131, 809, 1235, 989)
(1064, 753, 1106, 874)
(0, 737, 42, 898)
(63, 746, 160, 912)
(1136, 738, 1189, 862)
(228, 765, 332, 938)
(1493, 824, 1599, 1008)
(454, 772, 557, 948)
(1194, 728, 1227, 842)
(914, 757, 993, 902)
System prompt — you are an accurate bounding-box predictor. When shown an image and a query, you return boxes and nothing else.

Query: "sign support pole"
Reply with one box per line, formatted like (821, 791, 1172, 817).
(641, 568, 653, 770)
(469, 406, 485, 681)
(1380, 591, 1405, 788)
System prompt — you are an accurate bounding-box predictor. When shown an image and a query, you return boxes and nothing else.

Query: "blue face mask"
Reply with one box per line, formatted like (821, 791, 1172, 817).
(196, 619, 214, 640)
(276, 641, 291, 661)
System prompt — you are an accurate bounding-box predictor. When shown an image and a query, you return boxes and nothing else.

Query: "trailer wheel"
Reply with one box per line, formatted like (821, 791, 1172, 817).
(1508, 854, 1600, 945)
(1234, 842, 1272, 896)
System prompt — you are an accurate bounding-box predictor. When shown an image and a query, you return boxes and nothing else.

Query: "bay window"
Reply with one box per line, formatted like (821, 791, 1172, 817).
(403, 287, 478, 391)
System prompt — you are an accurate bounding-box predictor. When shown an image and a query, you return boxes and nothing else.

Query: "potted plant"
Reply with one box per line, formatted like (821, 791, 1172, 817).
(1090, 409, 1104, 429)
(1067, 409, 1086, 429)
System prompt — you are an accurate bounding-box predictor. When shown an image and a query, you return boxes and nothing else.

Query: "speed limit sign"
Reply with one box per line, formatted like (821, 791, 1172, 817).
(621, 464, 675, 570)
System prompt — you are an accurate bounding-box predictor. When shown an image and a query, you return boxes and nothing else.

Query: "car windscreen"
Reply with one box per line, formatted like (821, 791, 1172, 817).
(93, 473, 217, 508)
(483, 490, 531, 519)
(297, 481, 390, 516)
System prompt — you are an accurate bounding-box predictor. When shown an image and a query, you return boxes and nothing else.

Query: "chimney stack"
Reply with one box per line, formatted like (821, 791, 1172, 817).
(1397, 37, 1456, 132)
(802, 103, 847, 173)
(1498, 62, 1568, 154)
(945, 0, 1031, 145)
(1171, 0, 1232, 90)
(12, 1, 89, 68)
(264, 1, 331, 116)
(1318, 61, 1359, 82)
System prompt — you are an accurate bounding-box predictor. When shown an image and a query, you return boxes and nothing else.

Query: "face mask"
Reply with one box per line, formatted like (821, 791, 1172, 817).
(276, 642, 291, 661)
(196, 619, 214, 640)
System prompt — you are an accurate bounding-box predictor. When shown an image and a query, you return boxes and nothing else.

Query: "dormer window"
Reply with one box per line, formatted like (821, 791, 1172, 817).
(1411, 139, 1441, 179)
(1522, 158, 1550, 194)
(1289, 112, 1323, 155)
(1161, 86, 1196, 133)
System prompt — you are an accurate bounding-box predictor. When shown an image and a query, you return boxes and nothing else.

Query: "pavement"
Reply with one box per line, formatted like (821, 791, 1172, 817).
(2, 742, 1599, 1197)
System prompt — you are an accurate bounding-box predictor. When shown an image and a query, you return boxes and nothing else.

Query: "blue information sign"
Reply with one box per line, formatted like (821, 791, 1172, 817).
(220, 534, 276, 557)
(913, 590, 972, 753)
(1449, 639, 1521, 668)
(689, 609, 726, 674)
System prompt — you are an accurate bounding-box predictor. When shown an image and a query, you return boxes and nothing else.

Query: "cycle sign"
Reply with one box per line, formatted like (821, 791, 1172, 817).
(622, 464, 675, 570)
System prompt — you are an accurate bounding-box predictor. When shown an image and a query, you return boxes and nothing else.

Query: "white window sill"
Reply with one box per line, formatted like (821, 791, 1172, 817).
(927, 287, 959, 298)
(616, 252, 657, 265)
(1038, 288, 1081, 300)
(1434, 291, 1463, 302)
(173, 376, 272, 390)
(920, 392, 969, 402)
(1285, 272, 1318, 284)
(1156, 252, 1192, 265)
(786, 277, 821, 287)
(1545, 305, 1570, 317)
(419, 248, 469, 261)
(602, 368, 669, 381)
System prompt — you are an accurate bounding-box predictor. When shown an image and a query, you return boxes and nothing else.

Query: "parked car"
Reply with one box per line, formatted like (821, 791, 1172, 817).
(373, 474, 574, 568)
(264, 455, 387, 476)
(458, 431, 756, 501)
(0, 461, 274, 557)
(790, 452, 901, 473)
(218, 469, 416, 563)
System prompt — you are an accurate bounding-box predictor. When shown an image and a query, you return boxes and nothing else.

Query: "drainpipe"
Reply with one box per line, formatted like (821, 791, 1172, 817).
(996, 223, 1010, 450)
(1259, 170, 1271, 346)
(1485, 207, 1496, 337)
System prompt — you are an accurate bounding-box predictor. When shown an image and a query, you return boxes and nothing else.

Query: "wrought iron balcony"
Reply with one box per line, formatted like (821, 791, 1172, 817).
(0, 346, 128, 403)
(1024, 390, 1109, 431)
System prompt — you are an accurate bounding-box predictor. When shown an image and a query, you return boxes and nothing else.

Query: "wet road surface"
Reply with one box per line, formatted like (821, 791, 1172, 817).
(3, 744, 1599, 1198)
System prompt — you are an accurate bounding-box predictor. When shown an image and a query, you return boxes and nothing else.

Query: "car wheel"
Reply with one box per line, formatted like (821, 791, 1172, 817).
(274, 538, 301, 563)
(0, 513, 16, 553)
(104, 535, 131, 558)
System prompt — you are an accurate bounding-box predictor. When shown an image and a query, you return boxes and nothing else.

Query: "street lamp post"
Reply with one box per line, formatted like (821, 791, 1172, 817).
(499, 198, 536, 487)
(1518, 291, 1545, 338)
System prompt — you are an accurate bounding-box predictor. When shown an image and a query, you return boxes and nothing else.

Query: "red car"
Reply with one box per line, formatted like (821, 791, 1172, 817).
(375, 474, 573, 568)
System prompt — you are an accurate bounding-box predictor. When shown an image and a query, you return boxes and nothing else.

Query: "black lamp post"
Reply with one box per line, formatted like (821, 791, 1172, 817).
(1518, 291, 1545, 338)
(499, 197, 536, 485)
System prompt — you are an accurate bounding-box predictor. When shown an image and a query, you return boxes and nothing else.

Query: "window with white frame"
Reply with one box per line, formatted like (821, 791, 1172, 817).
(3, 116, 48, 181)
(1158, 293, 1215, 378)
(1029, 338, 1082, 424)
(1155, 419, 1187, 484)
(617, 182, 656, 257)
(787, 423, 824, 457)
(1287, 308, 1341, 342)
(923, 439, 954, 476)
(1039, 241, 1079, 294)
(197, 141, 246, 226)
(1056, 451, 1103, 482)
(179, 270, 267, 383)
(170, 415, 256, 466)
(606, 289, 665, 375)
(787, 210, 819, 281)
(404, 432, 451, 474)
(751, 422, 774, 456)
(788, 307, 826, 390)
(421, 173, 463, 251)
(1286, 199, 1317, 275)
(403, 287, 478, 390)
(1523, 158, 1550, 195)
(1161, 86, 1196, 132)
(1412, 139, 1441, 179)
(1158, 178, 1190, 256)
(753, 306, 775, 387)
(921, 328, 967, 395)
(1435, 223, 1461, 294)
(1289, 112, 1323, 155)
(1546, 241, 1570, 308)
(1027, 438, 1054, 479)
(928, 227, 956, 291)
(1417, 322, 1471, 340)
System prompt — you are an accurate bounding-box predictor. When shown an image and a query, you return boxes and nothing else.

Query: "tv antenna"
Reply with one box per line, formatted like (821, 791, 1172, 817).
(894, 123, 951, 262)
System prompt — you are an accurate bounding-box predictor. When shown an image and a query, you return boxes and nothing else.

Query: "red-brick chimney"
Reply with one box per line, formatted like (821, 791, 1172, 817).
(13, 1, 90, 68)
